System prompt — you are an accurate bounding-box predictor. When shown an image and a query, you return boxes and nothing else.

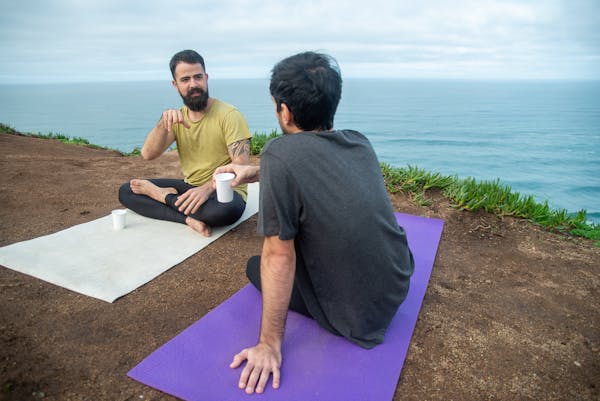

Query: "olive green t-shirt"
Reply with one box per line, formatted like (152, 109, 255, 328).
(173, 99, 251, 200)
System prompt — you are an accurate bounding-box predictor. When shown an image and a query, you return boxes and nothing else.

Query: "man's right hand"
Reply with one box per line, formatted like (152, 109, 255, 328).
(159, 109, 191, 132)
(230, 342, 282, 394)
(174, 184, 212, 215)
(213, 164, 260, 187)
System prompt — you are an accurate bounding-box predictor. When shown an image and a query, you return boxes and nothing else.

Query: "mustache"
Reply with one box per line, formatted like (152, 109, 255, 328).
(187, 88, 205, 96)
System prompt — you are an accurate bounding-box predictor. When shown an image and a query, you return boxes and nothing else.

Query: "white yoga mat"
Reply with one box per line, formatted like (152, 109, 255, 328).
(0, 183, 259, 303)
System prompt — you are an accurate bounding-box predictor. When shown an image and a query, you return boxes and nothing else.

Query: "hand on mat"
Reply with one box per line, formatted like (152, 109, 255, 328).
(175, 184, 212, 215)
(230, 343, 282, 394)
(160, 109, 191, 132)
(214, 164, 260, 187)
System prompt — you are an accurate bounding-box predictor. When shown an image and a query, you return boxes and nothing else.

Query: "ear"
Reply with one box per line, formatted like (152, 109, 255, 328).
(280, 103, 293, 125)
(171, 79, 177, 89)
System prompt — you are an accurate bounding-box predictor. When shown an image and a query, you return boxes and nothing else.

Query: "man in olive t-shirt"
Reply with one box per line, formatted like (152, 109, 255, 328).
(118, 50, 251, 236)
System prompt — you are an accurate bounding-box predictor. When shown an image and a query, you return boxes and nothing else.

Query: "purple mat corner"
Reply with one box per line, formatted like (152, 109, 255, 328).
(128, 213, 444, 401)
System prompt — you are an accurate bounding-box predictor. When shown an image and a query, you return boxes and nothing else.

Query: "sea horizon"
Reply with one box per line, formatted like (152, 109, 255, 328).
(1, 78, 598, 223)
(2, 77, 599, 89)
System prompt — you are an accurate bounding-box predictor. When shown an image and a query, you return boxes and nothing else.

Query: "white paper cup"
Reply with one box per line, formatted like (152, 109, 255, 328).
(112, 209, 127, 230)
(215, 172, 235, 203)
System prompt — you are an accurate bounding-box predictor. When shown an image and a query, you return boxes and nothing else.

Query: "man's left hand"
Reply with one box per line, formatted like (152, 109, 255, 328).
(230, 343, 282, 394)
(174, 184, 212, 215)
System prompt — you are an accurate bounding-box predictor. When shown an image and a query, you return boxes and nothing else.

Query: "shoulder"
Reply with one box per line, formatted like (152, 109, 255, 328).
(209, 99, 248, 122)
(210, 99, 239, 115)
(262, 133, 302, 154)
(211, 98, 232, 111)
(332, 129, 373, 150)
(261, 135, 283, 155)
(263, 130, 364, 151)
(336, 129, 369, 142)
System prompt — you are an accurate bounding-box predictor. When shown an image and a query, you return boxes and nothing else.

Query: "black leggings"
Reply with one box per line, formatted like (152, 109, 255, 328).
(246, 255, 312, 317)
(118, 178, 246, 227)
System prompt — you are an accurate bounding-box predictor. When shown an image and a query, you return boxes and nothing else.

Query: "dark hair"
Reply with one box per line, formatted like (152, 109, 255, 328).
(169, 50, 206, 78)
(269, 51, 342, 131)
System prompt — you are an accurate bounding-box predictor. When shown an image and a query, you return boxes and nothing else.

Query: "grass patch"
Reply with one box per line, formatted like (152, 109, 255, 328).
(381, 163, 599, 246)
(381, 164, 454, 206)
(0, 123, 141, 156)
(251, 130, 281, 155)
(2, 123, 280, 157)
(128, 147, 142, 156)
(0, 123, 18, 135)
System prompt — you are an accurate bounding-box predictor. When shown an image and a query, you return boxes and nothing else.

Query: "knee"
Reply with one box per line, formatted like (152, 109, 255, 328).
(223, 196, 246, 223)
(246, 255, 261, 289)
(118, 182, 133, 204)
(220, 204, 245, 226)
(202, 199, 246, 227)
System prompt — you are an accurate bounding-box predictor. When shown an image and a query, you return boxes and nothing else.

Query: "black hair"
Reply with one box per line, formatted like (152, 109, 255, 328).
(269, 51, 342, 131)
(169, 50, 206, 78)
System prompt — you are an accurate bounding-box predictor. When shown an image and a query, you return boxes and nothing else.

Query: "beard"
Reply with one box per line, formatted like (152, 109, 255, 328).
(180, 87, 209, 112)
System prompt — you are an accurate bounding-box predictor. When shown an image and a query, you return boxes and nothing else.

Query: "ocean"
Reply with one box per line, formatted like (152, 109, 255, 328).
(1, 79, 598, 223)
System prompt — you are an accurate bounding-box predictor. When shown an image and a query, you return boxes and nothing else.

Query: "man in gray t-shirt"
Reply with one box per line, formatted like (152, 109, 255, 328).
(216, 51, 414, 395)
(258, 130, 413, 349)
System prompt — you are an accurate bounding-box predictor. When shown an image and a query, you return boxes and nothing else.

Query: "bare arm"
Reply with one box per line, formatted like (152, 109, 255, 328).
(141, 110, 190, 160)
(230, 235, 296, 394)
(257, 236, 295, 349)
(227, 138, 251, 165)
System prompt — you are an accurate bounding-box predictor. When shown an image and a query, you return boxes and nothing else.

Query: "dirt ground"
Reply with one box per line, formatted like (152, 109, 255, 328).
(0, 132, 598, 401)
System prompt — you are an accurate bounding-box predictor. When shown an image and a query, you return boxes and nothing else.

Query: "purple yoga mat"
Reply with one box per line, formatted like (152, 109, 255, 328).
(128, 213, 444, 401)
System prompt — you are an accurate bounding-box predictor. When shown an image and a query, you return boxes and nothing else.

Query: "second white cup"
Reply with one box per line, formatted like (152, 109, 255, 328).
(112, 209, 127, 230)
(215, 173, 235, 203)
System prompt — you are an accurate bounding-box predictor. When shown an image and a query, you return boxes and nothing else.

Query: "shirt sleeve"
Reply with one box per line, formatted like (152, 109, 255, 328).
(222, 109, 252, 146)
(257, 148, 301, 240)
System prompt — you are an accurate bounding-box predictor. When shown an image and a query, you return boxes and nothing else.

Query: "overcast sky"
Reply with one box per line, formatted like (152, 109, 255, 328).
(1, 0, 598, 83)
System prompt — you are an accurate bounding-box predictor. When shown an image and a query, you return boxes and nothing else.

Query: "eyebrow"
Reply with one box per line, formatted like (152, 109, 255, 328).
(179, 73, 204, 81)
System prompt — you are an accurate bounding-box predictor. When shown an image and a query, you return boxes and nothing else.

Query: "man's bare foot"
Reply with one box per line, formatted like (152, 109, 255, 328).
(130, 179, 177, 204)
(186, 217, 212, 237)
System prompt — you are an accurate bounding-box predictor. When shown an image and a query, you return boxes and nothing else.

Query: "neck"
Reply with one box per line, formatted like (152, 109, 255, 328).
(287, 127, 333, 135)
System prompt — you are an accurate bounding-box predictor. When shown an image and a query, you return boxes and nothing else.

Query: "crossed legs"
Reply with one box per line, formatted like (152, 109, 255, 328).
(118, 178, 246, 236)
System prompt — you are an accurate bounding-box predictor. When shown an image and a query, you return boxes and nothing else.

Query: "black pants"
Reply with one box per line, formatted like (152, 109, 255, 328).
(118, 178, 245, 226)
(246, 255, 312, 317)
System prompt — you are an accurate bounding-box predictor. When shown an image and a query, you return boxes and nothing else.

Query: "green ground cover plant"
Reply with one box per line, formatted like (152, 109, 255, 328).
(250, 130, 280, 155)
(0, 123, 142, 156)
(381, 163, 600, 246)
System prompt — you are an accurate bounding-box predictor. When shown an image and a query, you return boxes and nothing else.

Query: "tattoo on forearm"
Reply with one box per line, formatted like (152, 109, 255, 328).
(229, 139, 250, 160)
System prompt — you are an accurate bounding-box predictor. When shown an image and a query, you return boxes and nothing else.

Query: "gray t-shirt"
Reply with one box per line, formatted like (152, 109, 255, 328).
(258, 130, 414, 349)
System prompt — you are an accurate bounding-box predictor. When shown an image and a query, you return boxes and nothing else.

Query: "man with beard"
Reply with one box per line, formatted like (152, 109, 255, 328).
(118, 50, 252, 236)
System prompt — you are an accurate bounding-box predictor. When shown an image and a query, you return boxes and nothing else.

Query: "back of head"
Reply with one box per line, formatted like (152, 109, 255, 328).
(169, 50, 206, 78)
(270, 51, 342, 131)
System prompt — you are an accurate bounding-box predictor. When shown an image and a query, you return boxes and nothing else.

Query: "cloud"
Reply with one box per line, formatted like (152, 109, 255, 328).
(0, 0, 598, 83)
